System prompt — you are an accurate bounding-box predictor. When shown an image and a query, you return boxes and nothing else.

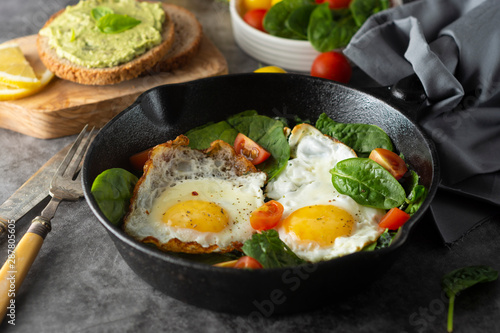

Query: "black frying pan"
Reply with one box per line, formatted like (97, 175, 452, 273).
(82, 73, 439, 315)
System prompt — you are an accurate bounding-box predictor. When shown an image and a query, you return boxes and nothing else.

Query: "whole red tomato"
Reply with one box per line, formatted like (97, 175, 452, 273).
(243, 9, 267, 32)
(315, 0, 352, 9)
(311, 51, 352, 83)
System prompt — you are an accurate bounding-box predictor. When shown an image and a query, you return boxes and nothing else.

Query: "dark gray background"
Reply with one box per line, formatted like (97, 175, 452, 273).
(0, 0, 498, 332)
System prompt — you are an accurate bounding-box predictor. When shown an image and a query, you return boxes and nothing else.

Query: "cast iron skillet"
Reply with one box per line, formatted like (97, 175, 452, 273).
(82, 73, 439, 315)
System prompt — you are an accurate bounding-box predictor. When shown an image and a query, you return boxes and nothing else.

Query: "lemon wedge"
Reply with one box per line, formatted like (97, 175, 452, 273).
(0, 44, 41, 89)
(0, 68, 54, 101)
(0, 43, 54, 101)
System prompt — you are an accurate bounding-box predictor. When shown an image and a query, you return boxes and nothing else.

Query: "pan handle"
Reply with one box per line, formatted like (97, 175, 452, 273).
(360, 73, 427, 122)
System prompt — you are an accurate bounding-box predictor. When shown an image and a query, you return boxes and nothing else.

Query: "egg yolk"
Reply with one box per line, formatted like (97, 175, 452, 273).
(282, 205, 354, 247)
(162, 200, 229, 232)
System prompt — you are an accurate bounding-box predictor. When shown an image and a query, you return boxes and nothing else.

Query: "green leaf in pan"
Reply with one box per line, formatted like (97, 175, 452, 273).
(315, 113, 394, 156)
(91, 168, 138, 226)
(330, 158, 406, 209)
(242, 229, 306, 268)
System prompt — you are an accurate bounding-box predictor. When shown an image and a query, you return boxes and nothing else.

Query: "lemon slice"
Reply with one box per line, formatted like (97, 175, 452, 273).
(0, 68, 54, 101)
(0, 44, 41, 89)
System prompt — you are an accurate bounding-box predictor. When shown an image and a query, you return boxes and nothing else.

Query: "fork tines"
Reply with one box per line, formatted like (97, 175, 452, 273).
(55, 125, 95, 181)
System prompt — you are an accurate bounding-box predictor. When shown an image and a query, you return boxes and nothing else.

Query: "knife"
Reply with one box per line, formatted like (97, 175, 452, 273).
(0, 143, 71, 235)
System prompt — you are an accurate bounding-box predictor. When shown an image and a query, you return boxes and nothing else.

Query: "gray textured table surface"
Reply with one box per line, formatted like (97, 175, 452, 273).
(1, 1, 499, 332)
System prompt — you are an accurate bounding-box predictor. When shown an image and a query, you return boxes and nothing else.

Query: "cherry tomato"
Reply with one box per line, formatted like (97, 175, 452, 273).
(379, 208, 411, 230)
(234, 256, 263, 269)
(369, 148, 408, 180)
(250, 200, 284, 230)
(315, 0, 352, 9)
(234, 133, 271, 165)
(254, 66, 287, 73)
(129, 147, 153, 171)
(271, 0, 283, 5)
(311, 51, 352, 83)
(244, 0, 272, 11)
(243, 9, 267, 32)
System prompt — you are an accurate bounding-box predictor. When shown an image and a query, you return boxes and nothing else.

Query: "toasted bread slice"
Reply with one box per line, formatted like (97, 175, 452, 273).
(37, 7, 175, 85)
(150, 3, 203, 73)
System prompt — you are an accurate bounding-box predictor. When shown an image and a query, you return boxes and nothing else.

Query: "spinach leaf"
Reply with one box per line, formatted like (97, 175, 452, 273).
(226, 109, 259, 123)
(184, 111, 289, 180)
(96, 13, 142, 34)
(350, 0, 390, 27)
(307, 3, 359, 52)
(91, 168, 138, 226)
(398, 170, 428, 215)
(441, 265, 498, 333)
(263, 0, 314, 39)
(404, 184, 428, 215)
(91, 6, 114, 21)
(315, 113, 394, 156)
(263, 0, 391, 52)
(362, 229, 396, 251)
(273, 114, 310, 128)
(227, 112, 290, 180)
(242, 230, 306, 268)
(330, 158, 406, 209)
(361, 240, 377, 252)
(330, 7, 351, 20)
(286, 4, 317, 39)
(401, 169, 419, 195)
(374, 229, 395, 249)
(185, 121, 238, 150)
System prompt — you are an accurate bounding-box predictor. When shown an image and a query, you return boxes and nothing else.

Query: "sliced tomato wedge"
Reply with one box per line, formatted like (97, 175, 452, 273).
(250, 200, 284, 231)
(234, 133, 271, 165)
(369, 148, 408, 180)
(129, 147, 153, 171)
(379, 207, 411, 230)
(234, 256, 263, 269)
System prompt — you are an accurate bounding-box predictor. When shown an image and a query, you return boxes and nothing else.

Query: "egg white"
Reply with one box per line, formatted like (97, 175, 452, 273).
(146, 177, 264, 247)
(266, 124, 385, 262)
(124, 138, 267, 252)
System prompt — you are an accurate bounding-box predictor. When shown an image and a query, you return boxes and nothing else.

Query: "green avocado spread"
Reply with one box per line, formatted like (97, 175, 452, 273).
(40, 0, 165, 68)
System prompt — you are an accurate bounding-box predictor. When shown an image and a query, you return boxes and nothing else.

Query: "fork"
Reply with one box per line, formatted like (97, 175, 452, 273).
(0, 125, 95, 322)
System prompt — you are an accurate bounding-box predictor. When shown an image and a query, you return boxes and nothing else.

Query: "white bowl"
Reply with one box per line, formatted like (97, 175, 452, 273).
(230, 0, 402, 73)
(230, 0, 321, 72)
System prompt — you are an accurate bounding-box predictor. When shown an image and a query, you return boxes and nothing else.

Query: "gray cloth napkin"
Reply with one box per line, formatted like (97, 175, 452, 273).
(344, 0, 500, 243)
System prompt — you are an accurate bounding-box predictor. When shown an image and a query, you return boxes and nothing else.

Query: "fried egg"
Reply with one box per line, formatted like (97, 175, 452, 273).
(124, 135, 267, 254)
(266, 124, 385, 262)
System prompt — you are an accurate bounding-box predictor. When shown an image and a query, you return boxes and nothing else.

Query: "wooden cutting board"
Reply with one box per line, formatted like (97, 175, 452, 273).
(0, 34, 228, 139)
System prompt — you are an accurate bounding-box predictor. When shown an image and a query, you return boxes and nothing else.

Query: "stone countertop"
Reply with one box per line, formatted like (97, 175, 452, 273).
(0, 0, 499, 332)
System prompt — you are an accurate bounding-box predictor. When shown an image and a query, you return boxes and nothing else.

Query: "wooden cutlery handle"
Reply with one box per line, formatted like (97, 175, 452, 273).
(0, 218, 51, 322)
